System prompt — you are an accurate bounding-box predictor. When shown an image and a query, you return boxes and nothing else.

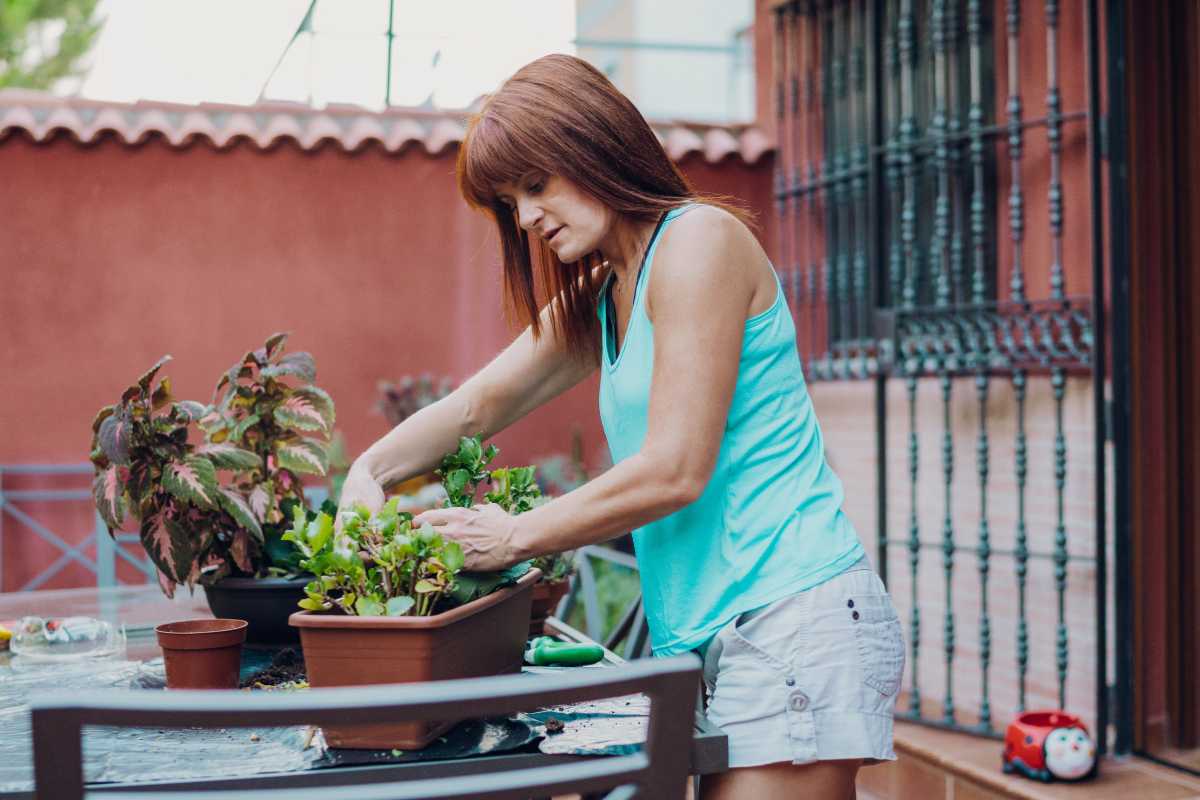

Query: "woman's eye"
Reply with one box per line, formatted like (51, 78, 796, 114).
(528, 180, 544, 194)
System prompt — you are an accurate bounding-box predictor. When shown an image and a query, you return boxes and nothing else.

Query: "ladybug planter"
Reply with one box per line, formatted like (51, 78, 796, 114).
(1003, 710, 1097, 782)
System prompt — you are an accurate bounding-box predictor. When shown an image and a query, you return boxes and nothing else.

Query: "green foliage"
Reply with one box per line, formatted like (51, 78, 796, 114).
(284, 498, 516, 617)
(0, 0, 101, 90)
(436, 435, 497, 508)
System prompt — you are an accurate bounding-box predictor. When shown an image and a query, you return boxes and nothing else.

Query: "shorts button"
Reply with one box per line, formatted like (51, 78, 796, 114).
(852, 610, 860, 621)
(847, 599, 855, 608)
(785, 676, 796, 686)
(790, 693, 808, 711)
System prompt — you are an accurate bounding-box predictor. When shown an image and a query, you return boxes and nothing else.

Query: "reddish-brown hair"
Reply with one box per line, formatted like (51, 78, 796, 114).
(457, 53, 749, 361)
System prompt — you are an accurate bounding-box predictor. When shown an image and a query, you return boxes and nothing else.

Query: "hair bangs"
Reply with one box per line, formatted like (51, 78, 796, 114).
(458, 113, 542, 212)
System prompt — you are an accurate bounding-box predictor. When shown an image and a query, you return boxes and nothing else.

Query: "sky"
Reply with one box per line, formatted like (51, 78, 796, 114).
(72, 0, 577, 110)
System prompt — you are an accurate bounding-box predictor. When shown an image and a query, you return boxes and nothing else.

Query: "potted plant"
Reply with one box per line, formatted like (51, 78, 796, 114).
(89, 333, 336, 645)
(194, 332, 336, 643)
(90, 356, 265, 595)
(284, 499, 538, 749)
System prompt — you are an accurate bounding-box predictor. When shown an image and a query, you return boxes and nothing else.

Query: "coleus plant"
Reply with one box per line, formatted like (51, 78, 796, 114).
(90, 357, 264, 596)
(197, 332, 335, 571)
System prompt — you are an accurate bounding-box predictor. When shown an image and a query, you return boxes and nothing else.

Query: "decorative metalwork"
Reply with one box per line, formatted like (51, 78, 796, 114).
(773, 0, 1109, 743)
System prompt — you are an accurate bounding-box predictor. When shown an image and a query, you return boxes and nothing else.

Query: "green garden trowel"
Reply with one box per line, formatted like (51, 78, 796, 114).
(523, 636, 605, 667)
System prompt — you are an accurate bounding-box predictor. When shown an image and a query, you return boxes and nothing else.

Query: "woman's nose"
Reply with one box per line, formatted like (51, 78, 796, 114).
(516, 199, 543, 231)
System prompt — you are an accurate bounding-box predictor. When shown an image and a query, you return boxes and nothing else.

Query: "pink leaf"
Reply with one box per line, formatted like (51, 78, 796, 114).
(230, 530, 253, 573)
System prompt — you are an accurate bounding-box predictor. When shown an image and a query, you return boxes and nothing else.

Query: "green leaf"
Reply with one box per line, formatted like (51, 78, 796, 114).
(385, 596, 415, 616)
(414, 579, 439, 594)
(197, 443, 261, 471)
(273, 386, 335, 436)
(274, 440, 329, 476)
(97, 411, 131, 465)
(298, 598, 325, 611)
(260, 352, 316, 383)
(217, 487, 263, 542)
(442, 540, 465, 573)
(355, 596, 384, 616)
(161, 456, 220, 510)
(92, 465, 127, 530)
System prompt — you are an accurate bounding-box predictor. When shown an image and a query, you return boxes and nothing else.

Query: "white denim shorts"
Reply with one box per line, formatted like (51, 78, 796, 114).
(700, 559, 905, 769)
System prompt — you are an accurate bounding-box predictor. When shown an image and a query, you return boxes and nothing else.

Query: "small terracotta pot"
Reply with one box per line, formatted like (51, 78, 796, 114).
(155, 619, 247, 689)
(289, 568, 540, 750)
(528, 578, 571, 637)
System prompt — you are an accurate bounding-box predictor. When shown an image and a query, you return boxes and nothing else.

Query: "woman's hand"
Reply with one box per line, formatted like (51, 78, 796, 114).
(334, 461, 386, 531)
(413, 503, 525, 572)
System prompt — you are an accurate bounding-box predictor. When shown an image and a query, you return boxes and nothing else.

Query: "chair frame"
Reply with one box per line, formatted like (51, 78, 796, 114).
(30, 654, 700, 800)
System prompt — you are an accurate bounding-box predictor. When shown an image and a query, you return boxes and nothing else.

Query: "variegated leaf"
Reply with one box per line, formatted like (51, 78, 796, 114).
(174, 400, 207, 422)
(248, 483, 272, 522)
(164, 517, 197, 587)
(156, 568, 176, 599)
(141, 513, 177, 585)
(297, 385, 335, 433)
(162, 456, 220, 510)
(151, 377, 173, 410)
(274, 393, 329, 434)
(92, 465, 127, 530)
(198, 409, 228, 434)
(218, 486, 263, 542)
(230, 413, 261, 442)
(197, 443, 261, 471)
(260, 351, 316, 383)
(98, 411, 131, 465)
(229, 529, 253, 573)
(264, 332, 289, 360)
(274, 440, 329, 476)
(137, 355, 173, 394)
(92, 405, 116, 434)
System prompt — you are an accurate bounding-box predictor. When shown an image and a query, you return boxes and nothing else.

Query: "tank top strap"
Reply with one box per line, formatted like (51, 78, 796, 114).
(632, 203, 700, 300)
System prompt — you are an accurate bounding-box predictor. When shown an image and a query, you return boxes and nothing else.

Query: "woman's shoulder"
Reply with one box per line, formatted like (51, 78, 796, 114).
(658, 202, 762, 266)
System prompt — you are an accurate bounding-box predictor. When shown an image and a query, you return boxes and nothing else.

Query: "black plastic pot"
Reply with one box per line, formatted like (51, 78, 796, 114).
(203, 576, 309, 646)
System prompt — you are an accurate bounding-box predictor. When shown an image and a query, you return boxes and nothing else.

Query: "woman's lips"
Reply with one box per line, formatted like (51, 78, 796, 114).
(546, 227, 563, 242)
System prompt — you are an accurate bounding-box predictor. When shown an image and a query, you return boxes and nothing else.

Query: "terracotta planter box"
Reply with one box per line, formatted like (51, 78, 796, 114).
(528, 578, 571, 637)
(289, 568, 540, 750)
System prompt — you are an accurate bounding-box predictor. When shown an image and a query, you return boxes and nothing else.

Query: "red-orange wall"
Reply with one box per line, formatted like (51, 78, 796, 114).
(0, 131, 775, 589)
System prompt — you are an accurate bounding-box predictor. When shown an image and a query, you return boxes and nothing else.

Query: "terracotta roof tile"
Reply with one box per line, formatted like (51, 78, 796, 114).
(0, 90, 772, 165)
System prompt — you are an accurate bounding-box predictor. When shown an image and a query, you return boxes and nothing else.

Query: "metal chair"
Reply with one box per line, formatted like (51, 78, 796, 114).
(560, 545, 653, 660)
(30, 654, 701, 800)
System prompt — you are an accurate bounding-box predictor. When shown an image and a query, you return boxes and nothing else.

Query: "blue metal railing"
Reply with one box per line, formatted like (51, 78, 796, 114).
(0, 465, 334, 592)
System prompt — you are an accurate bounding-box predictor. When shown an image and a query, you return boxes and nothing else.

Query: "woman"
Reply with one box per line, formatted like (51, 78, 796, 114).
(337, 54, 904, 799)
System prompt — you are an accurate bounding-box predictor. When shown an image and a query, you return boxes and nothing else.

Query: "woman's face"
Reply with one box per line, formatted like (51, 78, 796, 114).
(494, 173, 613, 263)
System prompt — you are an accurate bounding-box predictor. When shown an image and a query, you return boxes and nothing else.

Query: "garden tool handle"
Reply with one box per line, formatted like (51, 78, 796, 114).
(524, 636, 605, 666)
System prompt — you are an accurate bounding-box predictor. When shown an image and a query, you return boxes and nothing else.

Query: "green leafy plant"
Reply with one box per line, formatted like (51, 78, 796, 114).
(197, 332, 335, 570)
(436, 435, 498, 508)
(284, 498, 469, 617)
(89, 357, 263, 596)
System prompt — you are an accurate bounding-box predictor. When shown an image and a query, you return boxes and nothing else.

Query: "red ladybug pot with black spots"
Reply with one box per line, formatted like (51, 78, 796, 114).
(285, 501, 538, 750)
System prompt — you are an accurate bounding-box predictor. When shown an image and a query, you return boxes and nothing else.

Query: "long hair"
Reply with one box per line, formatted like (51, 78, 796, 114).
(457, 53, 750, 361)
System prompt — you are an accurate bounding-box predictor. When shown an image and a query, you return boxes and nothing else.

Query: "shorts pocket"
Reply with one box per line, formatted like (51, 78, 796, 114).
(849, 593, 905, 697)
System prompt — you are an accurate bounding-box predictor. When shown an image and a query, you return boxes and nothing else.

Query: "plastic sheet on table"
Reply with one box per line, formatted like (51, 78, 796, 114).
(520, 694, 651, 757)
(0, 654, 320, 794)
(314, 715, 540, 768)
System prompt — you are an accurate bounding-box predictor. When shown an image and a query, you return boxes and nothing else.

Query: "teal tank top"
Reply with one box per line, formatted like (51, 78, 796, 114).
(597, 204, 866, 657)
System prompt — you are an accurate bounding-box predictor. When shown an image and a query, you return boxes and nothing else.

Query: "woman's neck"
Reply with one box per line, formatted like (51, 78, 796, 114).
(598, 214, 661, 287)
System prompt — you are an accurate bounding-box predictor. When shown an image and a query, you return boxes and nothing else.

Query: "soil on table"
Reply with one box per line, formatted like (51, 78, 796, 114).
(240, 647, 307, 689)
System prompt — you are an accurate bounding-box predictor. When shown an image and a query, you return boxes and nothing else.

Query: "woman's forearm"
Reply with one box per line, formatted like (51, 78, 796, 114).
(512, 452, 699, 560)
(355, 387, 484, 489)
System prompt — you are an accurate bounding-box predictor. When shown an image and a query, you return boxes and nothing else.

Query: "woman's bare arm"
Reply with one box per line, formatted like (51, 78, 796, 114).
(348, 293, 598, 497)
(417, 207, 770, 568)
